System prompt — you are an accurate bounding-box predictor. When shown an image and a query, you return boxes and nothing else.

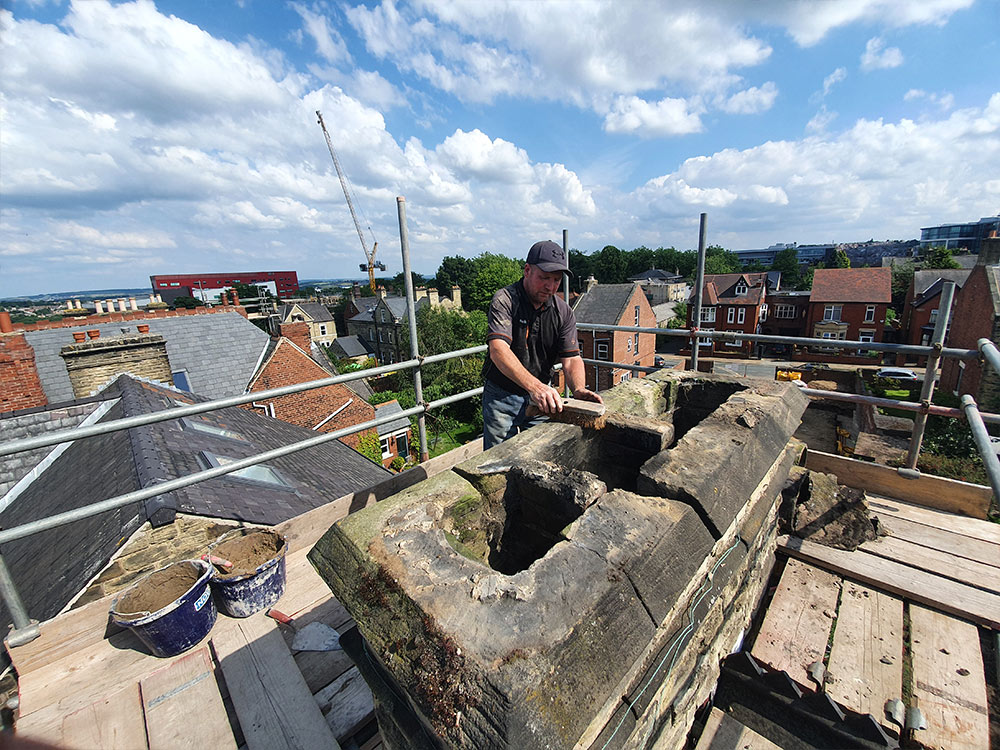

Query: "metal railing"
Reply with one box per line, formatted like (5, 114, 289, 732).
(1, 213, 998, 649)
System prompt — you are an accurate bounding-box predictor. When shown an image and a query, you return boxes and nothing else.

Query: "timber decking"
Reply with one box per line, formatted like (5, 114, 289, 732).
(751, 496, 997, 750)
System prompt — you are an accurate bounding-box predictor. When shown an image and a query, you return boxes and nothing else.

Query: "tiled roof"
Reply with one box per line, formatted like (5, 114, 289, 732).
(810, 267, 892, 303)
(280, 302, 334, 323)
(628, 268, 683, 282)
(573, 283, 639, 325)
(375, 400, 411, 435)
(23, 311, 269, 402)
(702, 273, 766, 305)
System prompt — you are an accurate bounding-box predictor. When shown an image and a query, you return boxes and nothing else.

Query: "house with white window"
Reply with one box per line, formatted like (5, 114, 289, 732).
(572, 281, 656, 391)
(374, 400, 412, 468)
(685, 272, 770, 357)
(806, 267, 892, 359)
(279, 302, 338, 347)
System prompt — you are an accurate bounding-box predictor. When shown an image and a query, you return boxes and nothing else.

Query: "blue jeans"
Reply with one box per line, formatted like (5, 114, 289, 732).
(481, 379, 543, 450)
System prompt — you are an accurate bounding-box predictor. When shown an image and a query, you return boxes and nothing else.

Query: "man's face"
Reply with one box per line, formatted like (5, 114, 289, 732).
(523, 263, 563, 307)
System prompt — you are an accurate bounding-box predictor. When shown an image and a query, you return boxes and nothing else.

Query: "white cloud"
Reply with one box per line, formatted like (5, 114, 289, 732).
(291, 2, 349, 64)
(718, 82, 778, 114)
(861, 36, 904, 71)
(604, 96, 704, 137)
(807, 108, 838, 133)
(905, 88, 956, 111)
(822, 67, 847, 97)
(54, 221, 176, 248)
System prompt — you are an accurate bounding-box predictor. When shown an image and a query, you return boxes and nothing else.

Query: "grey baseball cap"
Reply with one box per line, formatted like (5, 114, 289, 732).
(526, 240, 572, 275)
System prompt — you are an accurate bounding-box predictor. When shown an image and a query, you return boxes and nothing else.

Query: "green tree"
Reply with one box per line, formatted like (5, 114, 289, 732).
(625, 246, 656, 279)
(923, 245, 961, 269)
(770, 247, 802, 289)
(434, 256, 477, 304)
(703, 245, 741, 275)
(832, 249, 851, 268)
(465, 253, 523, 311)
(569, 249, 595, 292)
(654, 246, 696, 278)
(593, 245, 629, 283)
(356, 432, 383, 465)
(171, 295, 205, 309)
(890, 260, 916, 316)
(743, 260, 766, 273)
(666, 302, 688, 328)
(388, 271, 425, 296)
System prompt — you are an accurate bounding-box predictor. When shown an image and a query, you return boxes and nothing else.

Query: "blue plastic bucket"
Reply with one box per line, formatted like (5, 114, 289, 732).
(207, 529, 287, 618)
(110, 559, 216, 657)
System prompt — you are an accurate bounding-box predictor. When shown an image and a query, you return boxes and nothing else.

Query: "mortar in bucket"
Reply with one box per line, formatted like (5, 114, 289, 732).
(110, 559, 216, 658)
(207, 528, 287, 617)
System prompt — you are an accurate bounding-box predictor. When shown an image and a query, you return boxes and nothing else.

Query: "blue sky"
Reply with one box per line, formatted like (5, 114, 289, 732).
(1, 0, 998, 296)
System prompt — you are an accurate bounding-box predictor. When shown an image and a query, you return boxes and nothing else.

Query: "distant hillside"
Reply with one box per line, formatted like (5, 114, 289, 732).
(1, 287, 154, 304)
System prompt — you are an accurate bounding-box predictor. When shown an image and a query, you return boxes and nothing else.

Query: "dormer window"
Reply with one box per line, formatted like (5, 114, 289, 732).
(735, 282, 748, 296)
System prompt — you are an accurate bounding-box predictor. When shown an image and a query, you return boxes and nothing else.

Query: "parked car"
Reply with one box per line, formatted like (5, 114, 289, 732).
(875, 367, 919, 382)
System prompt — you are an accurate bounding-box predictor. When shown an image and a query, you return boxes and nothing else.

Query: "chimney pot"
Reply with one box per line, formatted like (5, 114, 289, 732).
(87, 329, 100, 340)
(129, 297, 139, 311)
(95, 300, 105, 314)
(73, 331, 86, 342)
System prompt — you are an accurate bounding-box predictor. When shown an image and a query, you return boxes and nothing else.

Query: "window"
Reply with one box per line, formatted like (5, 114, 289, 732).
(775, 304, 796, 319)
(596, 342, 610, 360)
(698, 328, 714, 347)
(735, 282, 748, 296)
(633, 333, 638, 352)
(929, 308, 939, 326)
(396, 433, 409, 459)
(172, 370, 192, 392)
(170, 282, 180, 287)
(380, 310, 387, 323)
(200, 452, 293, 489)
(760, 304, 768, 322)
(737, 308, 746, 324)
(319, 324, 327, 335)
(726, 330, 742, 347)
(182, 419, 246, 442)
(369, 327, 375, 341)
(378, 329, 384, 342)
(380, 436, 392, 458)
(727, 308, 735, 324)
(865, 305, 876, 322)
(626, 338, 632, 352)
(700, 307, 716, 323)
(823, 305, 843, 321)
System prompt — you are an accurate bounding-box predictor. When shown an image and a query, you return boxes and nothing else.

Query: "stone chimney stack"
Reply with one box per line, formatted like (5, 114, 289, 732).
(376, 286, 386, 300)
(428, 288, 440, 307)
(59, 331, 172, 398)
(414, 286, 428, 303)
(977, 236, 1000, 267)
(451, 285, 462, 309)
(585, 275, 598, 293)
(280, 321, 313, 352)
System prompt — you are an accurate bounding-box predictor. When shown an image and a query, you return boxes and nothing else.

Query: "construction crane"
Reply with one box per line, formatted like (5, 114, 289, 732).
(316, 110, 385, 291)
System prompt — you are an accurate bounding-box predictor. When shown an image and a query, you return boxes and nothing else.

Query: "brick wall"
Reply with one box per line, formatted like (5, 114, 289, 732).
(0, 334, 48, 411)
(60, 334, 173, 398)
(245, 338, 377, 449)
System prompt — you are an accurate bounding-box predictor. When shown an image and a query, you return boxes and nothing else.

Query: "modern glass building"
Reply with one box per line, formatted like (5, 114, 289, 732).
(919, 216, 1000, 254)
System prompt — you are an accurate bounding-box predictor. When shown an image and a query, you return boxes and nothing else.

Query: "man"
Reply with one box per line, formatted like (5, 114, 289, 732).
(481, 240, 603, 449)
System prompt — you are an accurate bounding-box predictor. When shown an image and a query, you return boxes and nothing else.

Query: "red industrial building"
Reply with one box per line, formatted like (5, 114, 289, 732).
(149, 271, 299, 303)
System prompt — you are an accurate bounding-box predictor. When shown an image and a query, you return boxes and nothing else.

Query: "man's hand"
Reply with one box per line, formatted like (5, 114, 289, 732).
(572, 387, 603, 405)
(529, 383, 564, 414)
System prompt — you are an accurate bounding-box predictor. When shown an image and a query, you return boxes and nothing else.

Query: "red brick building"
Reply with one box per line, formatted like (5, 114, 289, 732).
(939, 238, 1000, 412)
(687, 272, 769, 357)
(0, 314, 47, 412)
(901, 269, 971, 358)
(806, 268, 891, 359)
(150, 270, 299, 303)
(573, 282, 656, 391)
(243, 321, 377, 450)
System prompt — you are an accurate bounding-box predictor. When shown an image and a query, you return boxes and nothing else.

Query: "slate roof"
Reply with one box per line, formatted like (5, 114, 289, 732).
(375, 401, 411, 436)
(912, 269, 971, 305)
(0, 400, 102, 497)
(348, 296, 425, 324)
(0, 374, 391, 631)
(573, 283, 640, 325)
(628, 268, 683, 283)
(280, 302, 334, 323)
(810, 267, 892, 303)
(23, 311, 270, 402)
(331, 335, 372, 359)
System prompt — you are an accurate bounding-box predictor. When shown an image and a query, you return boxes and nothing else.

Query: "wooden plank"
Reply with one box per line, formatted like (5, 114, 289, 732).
(211, 611, 341, 750)
(275, 545, 335, 618)
(825, 582, 903, 722)
(140, 647, 236, 750)
(284, 598, 356, 694)
(314, 666, 375, 741)
(859, 534, 1000, 595)
(59, 684, 147, 750)
(777, 536, 1000, 630)
(909, 604, 989, 750)
(873, 513, 1000, 569)
(751, 558, 841, 688)
(804, 450, 991, 519)
(867, 496, 1000, 545)
(695, 707, 783, 750)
